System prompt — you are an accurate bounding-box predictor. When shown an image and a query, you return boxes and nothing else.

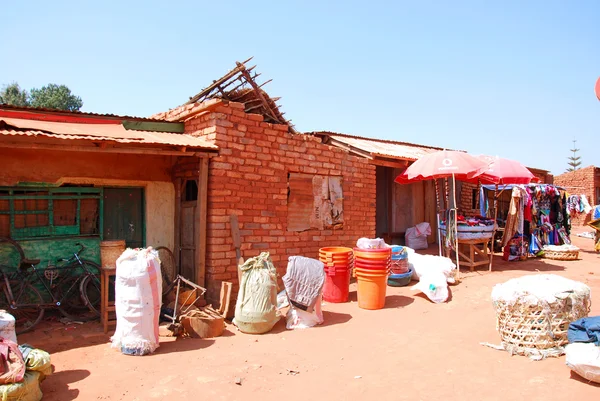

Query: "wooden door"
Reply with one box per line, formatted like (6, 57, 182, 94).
(103, 187, 145, 248)
(179, 180, 197, 281)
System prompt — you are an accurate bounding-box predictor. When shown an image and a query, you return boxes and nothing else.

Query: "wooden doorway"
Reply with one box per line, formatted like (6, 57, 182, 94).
(179, 179, 197, 282)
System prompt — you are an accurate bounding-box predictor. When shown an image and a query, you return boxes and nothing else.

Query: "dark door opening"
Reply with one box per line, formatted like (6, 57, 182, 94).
(103, 187, 145, 249)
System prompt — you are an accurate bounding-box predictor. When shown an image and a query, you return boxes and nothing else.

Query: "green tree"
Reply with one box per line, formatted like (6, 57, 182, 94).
(29, 84, 83, 111)
(566, 139, 582, 172)
(0, 82, 29, 106)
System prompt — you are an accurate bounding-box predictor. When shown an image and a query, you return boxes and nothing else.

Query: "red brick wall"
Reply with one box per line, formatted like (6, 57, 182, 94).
(555, 166, 600, 226)
(181, 102, 376, 302)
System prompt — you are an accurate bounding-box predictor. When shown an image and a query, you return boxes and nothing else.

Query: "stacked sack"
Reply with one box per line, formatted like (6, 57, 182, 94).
(0, 338, 52, 401)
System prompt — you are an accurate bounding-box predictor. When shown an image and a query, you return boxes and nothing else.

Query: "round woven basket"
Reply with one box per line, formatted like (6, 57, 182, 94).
(492, 275, 591, 359)
(542, 250, 579, 261)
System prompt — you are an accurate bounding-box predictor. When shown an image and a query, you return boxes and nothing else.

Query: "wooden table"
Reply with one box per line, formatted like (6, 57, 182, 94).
(444, 236, 491, 271)
(101, 267, 117, 334)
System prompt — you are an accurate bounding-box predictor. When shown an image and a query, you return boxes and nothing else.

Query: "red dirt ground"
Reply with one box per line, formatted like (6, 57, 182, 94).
(19, 228, 600, 401)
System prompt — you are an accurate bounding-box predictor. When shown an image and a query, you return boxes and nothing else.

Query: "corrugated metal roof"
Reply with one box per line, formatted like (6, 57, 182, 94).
(0, 118, 217, 149)
(311, 131, 445, 161)
(0, 103, 166, 122)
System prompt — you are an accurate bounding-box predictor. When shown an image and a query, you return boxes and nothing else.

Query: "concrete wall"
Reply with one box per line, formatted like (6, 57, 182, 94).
(177, 102, 376, 302)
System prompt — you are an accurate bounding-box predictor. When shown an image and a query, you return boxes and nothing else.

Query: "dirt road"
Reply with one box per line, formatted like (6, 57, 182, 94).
(20, 230, 600, 400)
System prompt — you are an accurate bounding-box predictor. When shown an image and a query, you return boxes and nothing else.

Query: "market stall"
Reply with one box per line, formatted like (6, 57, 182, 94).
(395, 150, 489, 278)
(478, 183, 576, 261)
(453, 155, 539, 270)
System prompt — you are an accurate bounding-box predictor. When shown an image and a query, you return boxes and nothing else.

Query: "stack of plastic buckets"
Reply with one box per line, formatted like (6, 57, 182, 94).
(353, 247, 391, 310)
(319, 247, 354, 303)
(388, 245, 413, 287)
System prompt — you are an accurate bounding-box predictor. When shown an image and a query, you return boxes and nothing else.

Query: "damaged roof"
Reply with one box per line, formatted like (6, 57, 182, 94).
(310, 131, 446, 162)
(183, 58, 295, 132)
(0, 106, 217, 151)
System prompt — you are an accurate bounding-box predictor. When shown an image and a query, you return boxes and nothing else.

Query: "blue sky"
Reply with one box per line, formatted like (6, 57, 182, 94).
(2, 1, 599, 175)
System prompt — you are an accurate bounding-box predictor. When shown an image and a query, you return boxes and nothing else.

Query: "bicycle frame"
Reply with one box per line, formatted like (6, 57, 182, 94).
(6, 245, 98, 309)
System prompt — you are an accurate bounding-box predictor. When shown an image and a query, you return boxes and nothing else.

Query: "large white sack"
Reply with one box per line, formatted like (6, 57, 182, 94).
(405, 247, 457, 284)
(111, 247, 162, 355)
(565, 343, 600, 384)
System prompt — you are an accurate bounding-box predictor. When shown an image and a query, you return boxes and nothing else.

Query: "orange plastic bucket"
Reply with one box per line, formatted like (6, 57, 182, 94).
(354, 248, 391, 261)
(354, 268, 388, 310)
(320, 247, 353, 256)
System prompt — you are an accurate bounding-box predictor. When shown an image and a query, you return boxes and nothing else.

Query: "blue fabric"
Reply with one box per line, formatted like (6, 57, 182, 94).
(568, 316, 600, 345)
(479, 186, 486, 217)
(593, 205, 600, 220)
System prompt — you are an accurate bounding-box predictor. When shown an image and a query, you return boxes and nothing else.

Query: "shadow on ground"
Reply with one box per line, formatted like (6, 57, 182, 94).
(41, 368, 90, 401)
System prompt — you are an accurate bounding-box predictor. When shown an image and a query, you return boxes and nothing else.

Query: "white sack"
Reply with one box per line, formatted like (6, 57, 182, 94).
(405, 247, 457, 284)
(111, 247, 162, 355)
(565, 343, 600, 384)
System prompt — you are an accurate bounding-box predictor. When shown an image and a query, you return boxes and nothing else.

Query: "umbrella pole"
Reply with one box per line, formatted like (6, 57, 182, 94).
(452, 173, 460, 280)
(435, 179, 442, 256)
(490, 184, 498, 272)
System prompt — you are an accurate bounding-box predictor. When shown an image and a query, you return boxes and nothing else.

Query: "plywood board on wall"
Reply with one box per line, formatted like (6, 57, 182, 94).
(424, 180, 438, 244)
(392, 175, 413, 233)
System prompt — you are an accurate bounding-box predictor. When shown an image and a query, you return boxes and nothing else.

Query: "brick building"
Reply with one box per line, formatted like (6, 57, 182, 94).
(156, 100, 377, 303)
(554, 165, 600, 226)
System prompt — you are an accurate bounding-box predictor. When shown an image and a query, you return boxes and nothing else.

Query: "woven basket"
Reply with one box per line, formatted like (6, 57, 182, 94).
(493, 293, 591, 358)
(542, 250, 579, 261)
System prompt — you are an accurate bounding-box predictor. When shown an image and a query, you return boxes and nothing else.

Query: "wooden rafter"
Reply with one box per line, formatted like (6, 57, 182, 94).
(185, 58, 297, 134)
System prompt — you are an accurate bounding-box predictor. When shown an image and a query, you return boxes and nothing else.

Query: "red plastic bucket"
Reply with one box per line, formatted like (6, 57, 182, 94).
(323, 268, 351, 303)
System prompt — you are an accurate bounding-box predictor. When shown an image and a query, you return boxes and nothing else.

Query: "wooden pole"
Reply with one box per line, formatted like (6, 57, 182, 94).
(489, 184, 498, 271)
(452, 173, 460, 280)
(196, 156, 209, 287)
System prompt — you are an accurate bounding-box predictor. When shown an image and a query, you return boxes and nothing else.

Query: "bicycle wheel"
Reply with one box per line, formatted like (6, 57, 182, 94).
(155, 246, 176, 295)
(0, 280, 44, 334)
(72, 260, 101, 317)
(0, 237, 25, 269)
(79, 273, 102, 316)
(57, 275, 99, 322)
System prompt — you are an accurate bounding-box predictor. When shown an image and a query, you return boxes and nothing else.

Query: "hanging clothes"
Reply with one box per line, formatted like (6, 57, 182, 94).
(502, 187, 524, 246)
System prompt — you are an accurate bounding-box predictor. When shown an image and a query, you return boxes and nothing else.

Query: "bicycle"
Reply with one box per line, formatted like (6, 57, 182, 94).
(0, 237, 102, 334)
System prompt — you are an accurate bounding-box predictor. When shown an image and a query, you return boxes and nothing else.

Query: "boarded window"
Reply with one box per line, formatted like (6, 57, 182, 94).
(287, 173, 344, 232)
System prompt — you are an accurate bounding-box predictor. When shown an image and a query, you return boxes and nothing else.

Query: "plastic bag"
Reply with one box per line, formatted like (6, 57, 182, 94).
(406, 224, 430, 250)
(565, 343, 600, 384)
(0, 371, 43, 401)
(356, 238, 386, 249)
(411, 272, 449, 303)
(285, 295, 324, 330)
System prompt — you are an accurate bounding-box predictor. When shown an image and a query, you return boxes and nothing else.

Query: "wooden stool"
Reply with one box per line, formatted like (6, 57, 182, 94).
(101, 267, 117, 334)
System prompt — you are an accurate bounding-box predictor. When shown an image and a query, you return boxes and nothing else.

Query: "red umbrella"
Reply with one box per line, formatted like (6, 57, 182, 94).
(395, 150, 489, 184)
(394, 150, 489, 279)
(466, 155, 539, 185)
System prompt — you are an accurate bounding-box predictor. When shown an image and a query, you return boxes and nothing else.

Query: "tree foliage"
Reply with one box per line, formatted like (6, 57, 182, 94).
(0, 82, 29, 106)
(29, 84, 83, 111)
(0, 82, 83, 111)
(566, 139, 582, 172)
